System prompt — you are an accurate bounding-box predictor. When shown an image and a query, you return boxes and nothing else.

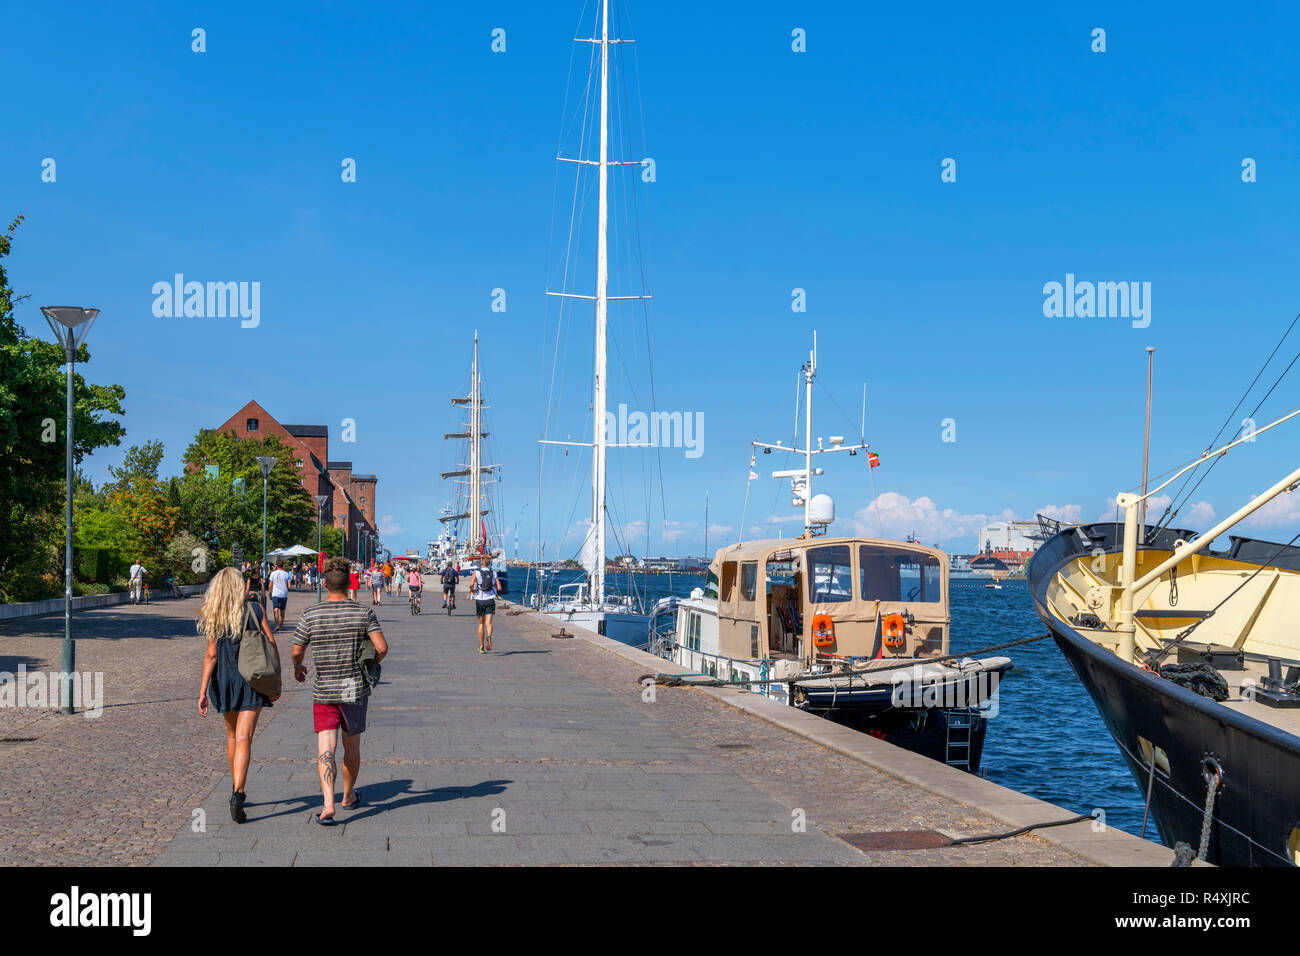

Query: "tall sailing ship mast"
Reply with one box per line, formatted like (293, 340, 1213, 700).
(537, 0, 652, 642)
(442, 333, 499, 561)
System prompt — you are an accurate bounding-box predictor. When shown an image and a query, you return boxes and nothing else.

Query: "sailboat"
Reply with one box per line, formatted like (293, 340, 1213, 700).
(440, 334, 508, 592)
(535, 0, 652, 644)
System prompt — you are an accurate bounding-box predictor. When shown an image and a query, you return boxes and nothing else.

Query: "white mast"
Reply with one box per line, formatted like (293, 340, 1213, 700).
(591, 0, 610, 606)
(470, 331, 482, 553)
(755, 333, 869, 538)
(802, 333, 815, 532)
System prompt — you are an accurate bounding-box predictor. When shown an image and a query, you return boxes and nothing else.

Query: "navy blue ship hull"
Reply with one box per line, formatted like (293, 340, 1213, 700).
(1030, 522, 1300, 867)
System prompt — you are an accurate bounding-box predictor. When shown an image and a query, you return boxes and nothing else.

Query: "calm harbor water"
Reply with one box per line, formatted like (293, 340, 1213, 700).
(515, 568, 1150, 843)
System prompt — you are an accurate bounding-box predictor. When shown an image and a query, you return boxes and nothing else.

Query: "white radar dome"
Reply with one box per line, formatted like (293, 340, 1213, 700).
(808, 494, 835, 525)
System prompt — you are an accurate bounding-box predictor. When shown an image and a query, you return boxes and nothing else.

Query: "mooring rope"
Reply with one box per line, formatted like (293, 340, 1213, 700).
(638, 633, 1050, 690)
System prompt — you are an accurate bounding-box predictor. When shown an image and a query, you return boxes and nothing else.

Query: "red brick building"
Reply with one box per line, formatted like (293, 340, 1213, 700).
(208, 400, 379, 559)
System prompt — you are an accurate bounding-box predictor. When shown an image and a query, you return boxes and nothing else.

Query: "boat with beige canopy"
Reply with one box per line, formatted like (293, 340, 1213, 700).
(650, 339, 1011, 771)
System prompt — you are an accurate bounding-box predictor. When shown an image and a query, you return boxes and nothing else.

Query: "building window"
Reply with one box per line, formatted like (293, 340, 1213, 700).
(295, 459, 302, 468)
(246, 418, 259, 432)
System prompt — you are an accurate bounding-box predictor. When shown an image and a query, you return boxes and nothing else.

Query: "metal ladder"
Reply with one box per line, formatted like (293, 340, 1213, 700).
(945, 709, 978, 769)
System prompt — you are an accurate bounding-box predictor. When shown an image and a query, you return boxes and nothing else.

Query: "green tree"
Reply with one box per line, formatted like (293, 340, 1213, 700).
(105, 440, 165, 494)
(0, 215, 126, 600)
(182, 428, 313, 559)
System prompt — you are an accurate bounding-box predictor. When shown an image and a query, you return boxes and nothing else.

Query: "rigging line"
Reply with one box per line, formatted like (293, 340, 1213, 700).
(1144, 526, 1300, 667)
(1155, 311, 1300, 532)
(606, 9, 666, 556)
(817, 379, 871, 437)
(1164, 349, 1300, 528)
(867, 458, 884, 538)
(791, 367, 802, 449)
(621, 29, 670, 552)
(1121, 401, 1300, 504)
(764, 452, 786, 540)
(545, 0, 590, 295)
(542, 40, 599, 453)
(738, 444, 756, 546)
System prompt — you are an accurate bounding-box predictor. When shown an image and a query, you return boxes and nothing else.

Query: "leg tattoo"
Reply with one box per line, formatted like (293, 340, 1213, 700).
(319, 749, 336, 785)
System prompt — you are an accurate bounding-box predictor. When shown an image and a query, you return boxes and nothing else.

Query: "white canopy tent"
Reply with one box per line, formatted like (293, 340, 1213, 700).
(265, 544, 319, 559)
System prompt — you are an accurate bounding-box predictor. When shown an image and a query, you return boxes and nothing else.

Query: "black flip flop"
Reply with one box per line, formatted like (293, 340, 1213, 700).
(315, 813, 337, 826)
(341, 796, 364, 810)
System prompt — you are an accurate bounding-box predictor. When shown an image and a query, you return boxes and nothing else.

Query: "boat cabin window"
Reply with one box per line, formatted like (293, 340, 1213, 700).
(740, 562, 758, 601)
(859, 546, 942, 603)
(720, 562, 738, 602)
(704, 568, 719, 599)
(808, 545, 853, 603)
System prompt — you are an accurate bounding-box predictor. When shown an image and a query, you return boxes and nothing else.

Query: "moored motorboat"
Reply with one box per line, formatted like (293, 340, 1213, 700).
(649, 340, 1011, 772)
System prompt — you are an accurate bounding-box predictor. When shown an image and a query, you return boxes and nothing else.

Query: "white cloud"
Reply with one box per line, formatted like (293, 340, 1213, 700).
(840, 492, 1016, 548)
(1098, 493, 1215, 530)
(1037, 503, 1083, 523)
(378, 515, 402, 535)
(1245, 492, 1300, 529)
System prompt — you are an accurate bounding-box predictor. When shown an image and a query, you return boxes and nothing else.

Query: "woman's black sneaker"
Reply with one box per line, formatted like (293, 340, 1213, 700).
(229, 790, 247, 824)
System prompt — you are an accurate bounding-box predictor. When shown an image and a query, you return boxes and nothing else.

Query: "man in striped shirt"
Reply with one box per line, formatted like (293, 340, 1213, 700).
(292, 556, 388, 825)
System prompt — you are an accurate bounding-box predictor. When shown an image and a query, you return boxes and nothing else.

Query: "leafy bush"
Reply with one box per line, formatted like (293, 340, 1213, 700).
(163, 531, 210, 584)
(74, 547, 127, 584)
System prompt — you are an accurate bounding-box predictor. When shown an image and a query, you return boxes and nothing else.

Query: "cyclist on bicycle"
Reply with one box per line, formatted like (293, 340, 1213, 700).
(441, 564, 458, 609)
(407, 565, 423, 612)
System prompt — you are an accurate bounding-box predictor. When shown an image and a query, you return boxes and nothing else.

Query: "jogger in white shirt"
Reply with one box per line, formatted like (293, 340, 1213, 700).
(268, 560, 291, 631)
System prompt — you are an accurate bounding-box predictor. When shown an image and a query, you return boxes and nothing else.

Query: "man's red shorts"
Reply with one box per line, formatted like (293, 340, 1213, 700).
(313, 699, 368, 735)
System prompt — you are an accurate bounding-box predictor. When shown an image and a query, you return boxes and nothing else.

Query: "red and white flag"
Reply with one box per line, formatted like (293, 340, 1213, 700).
(868, 452, 880, 468)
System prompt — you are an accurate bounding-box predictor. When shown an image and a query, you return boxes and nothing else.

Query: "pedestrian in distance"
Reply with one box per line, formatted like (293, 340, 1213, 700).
(407, 564, 422, 613)
(129, 558, 147, 604)
(197, 566, 281, 824)
(268, 559, 291, 630)
(369, 563, 384, 606)
(348, 563, 360, 601)
(441, 563, 457, 610)
(246, 559, 266, 608)
(470, 555, 503, 653)
(291, 557, 387, 825)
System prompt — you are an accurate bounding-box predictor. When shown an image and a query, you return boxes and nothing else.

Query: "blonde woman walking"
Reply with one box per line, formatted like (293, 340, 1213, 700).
(197, 566, 281, 824)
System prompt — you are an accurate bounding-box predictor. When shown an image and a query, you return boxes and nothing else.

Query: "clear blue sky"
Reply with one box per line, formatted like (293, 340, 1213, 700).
(7, 0, 1300, 557)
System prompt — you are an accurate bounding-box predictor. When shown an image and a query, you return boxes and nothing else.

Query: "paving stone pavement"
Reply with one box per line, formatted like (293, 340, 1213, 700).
(141, 590, 1091, 867)
(0, 589, 286, 866)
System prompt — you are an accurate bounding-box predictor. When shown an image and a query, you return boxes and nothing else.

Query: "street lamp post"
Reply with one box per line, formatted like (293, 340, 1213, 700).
(355, 522, 365, 564)
(313, 494, 328, 601)
(255, 456, 276, 579)
(41, 307, 99, 716)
